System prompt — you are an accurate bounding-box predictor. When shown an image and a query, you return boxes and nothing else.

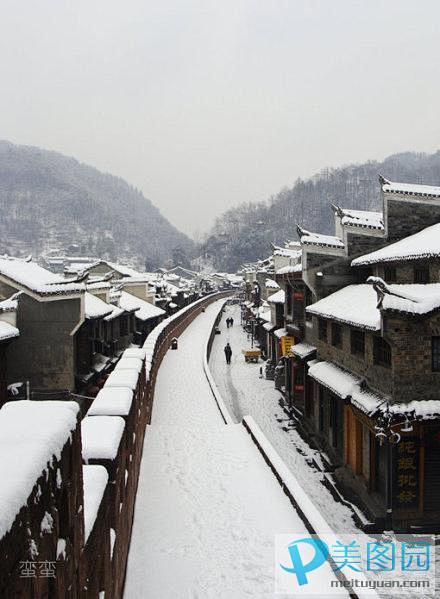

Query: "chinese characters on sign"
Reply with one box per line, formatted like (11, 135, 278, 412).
(394, 438, 419, 509)
(281, 335, 295, 357)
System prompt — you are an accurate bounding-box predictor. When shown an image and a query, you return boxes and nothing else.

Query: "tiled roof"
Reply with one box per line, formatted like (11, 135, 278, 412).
(306, 284, 380, 330)
(0, 257, 84, 297)
(332, 205, 384, 230)
(380, 175, 440, 198)
(369, 278, 440, 317)
(352, 223, 440, 266)
(297, 226, 344, 250)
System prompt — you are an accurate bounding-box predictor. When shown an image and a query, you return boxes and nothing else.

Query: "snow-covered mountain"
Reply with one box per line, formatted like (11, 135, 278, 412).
(200, 151, 440, 271)
(0, 140, 194, 268)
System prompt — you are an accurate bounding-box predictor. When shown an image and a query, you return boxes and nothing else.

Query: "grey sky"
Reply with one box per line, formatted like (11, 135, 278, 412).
(0, 1, 439, 237)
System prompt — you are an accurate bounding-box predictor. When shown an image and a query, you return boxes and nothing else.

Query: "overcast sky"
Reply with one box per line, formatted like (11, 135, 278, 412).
(0, 1, 439, 237)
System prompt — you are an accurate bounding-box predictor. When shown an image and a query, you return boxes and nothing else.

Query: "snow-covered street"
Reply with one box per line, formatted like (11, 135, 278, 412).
(209, 304, 359, 536)
(124, 300, 339, 599)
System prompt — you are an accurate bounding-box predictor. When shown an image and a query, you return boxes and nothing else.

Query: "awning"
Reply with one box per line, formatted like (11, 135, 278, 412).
(274, 328, 287, 339)
(308, 360, 383, 416)
(291, 342, 316, 359)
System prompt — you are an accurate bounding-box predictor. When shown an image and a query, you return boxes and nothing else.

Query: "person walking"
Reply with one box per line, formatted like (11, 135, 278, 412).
(224, 342, 232, 364)
(230, 317, 234, 327)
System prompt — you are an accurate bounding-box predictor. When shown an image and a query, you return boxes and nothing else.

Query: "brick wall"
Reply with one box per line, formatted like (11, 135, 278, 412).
(386, 196, 440, 241)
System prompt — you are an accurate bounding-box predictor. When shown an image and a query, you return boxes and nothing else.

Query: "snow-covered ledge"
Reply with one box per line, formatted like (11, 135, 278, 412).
(202, 300, 235, 425)
(241, 416, 380, 599)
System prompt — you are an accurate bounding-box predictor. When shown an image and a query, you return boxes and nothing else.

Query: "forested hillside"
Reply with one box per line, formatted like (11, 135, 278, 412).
(200, 151, 440, 271)
(0, 140, 193, 268)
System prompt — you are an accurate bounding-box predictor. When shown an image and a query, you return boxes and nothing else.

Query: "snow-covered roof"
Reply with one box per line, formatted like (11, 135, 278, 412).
(119, 291, 165, 321)
(82, 465, 108, 542)
(389, 399, 440, 419)
(333, 205, 384, 231)
(276, 263, 302, 275)
(0, 321, 19, 342)
(84, 292, 113, 320)
(81, 416, 125, 461)
(104, 303, 125, 321)
(87, 387, 133, 417)
(381, 177, 440, 199)
(106, 262, 147, 278)
(297, 227, 344, 250)
(308, 361, 383, 415)
(272, 246, 302, 259)
(86, 281, 112, 293)
(0, 297, 18, 312)
(263, 321, 276, 331)
(369, 278, 440, 317)
(265, 279, 279, 290)
(306, 284, 380, 330)
(267, 289, 285, 304)
(274, 327, 287, 339)
(0, 401, 79, 540)
(291, 342, 316, 359)
(258, 308, 271, 323)
(352, 223, 440, 266)
(0, 257, 84, 297)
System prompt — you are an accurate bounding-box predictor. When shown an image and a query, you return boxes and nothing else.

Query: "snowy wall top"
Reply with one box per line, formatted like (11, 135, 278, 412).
(0, 400, 79, 540)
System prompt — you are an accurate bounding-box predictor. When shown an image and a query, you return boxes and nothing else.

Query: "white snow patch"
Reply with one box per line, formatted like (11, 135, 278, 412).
(87, 387, 133, 417)
(0, 401, 79, 540)
(81, 416, 125, 462)
(306, 284, 381, 330)
(82, 465, 108, 543)
(40, 511, 53, 534)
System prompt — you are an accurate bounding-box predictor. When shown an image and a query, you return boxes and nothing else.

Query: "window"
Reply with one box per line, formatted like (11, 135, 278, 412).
(414, 265, 430, 284)
(351, 330, 365, 356)
(331, 323, 342, 348)
(432, 337, 440, 372)
(384, 266, 397, 283)
(318, 318, 327, 342)
(373, 336, 391, 367)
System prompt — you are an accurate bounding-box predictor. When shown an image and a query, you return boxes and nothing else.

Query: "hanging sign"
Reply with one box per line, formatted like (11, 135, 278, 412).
(280, 335, 295, 357)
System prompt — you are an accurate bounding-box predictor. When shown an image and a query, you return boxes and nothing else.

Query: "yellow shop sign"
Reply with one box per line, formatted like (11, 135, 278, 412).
(280, 335, 295, 357)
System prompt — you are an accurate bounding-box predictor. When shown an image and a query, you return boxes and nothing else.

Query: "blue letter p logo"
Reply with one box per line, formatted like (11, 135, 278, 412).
(280, 537, 329, 586)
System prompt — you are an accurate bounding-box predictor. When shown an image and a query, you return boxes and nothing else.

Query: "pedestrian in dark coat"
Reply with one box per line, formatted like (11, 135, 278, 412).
(230, 317, 234, 327)
(224, 343, 232, 364)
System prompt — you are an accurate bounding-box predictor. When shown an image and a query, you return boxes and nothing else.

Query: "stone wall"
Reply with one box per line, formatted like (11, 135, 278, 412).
(308, 316, 393, 396)
(6, 293, 82, 391)
(375, 259, 440, 284)
(384, 312, 440, 402)
(386, 195, 440, 241)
